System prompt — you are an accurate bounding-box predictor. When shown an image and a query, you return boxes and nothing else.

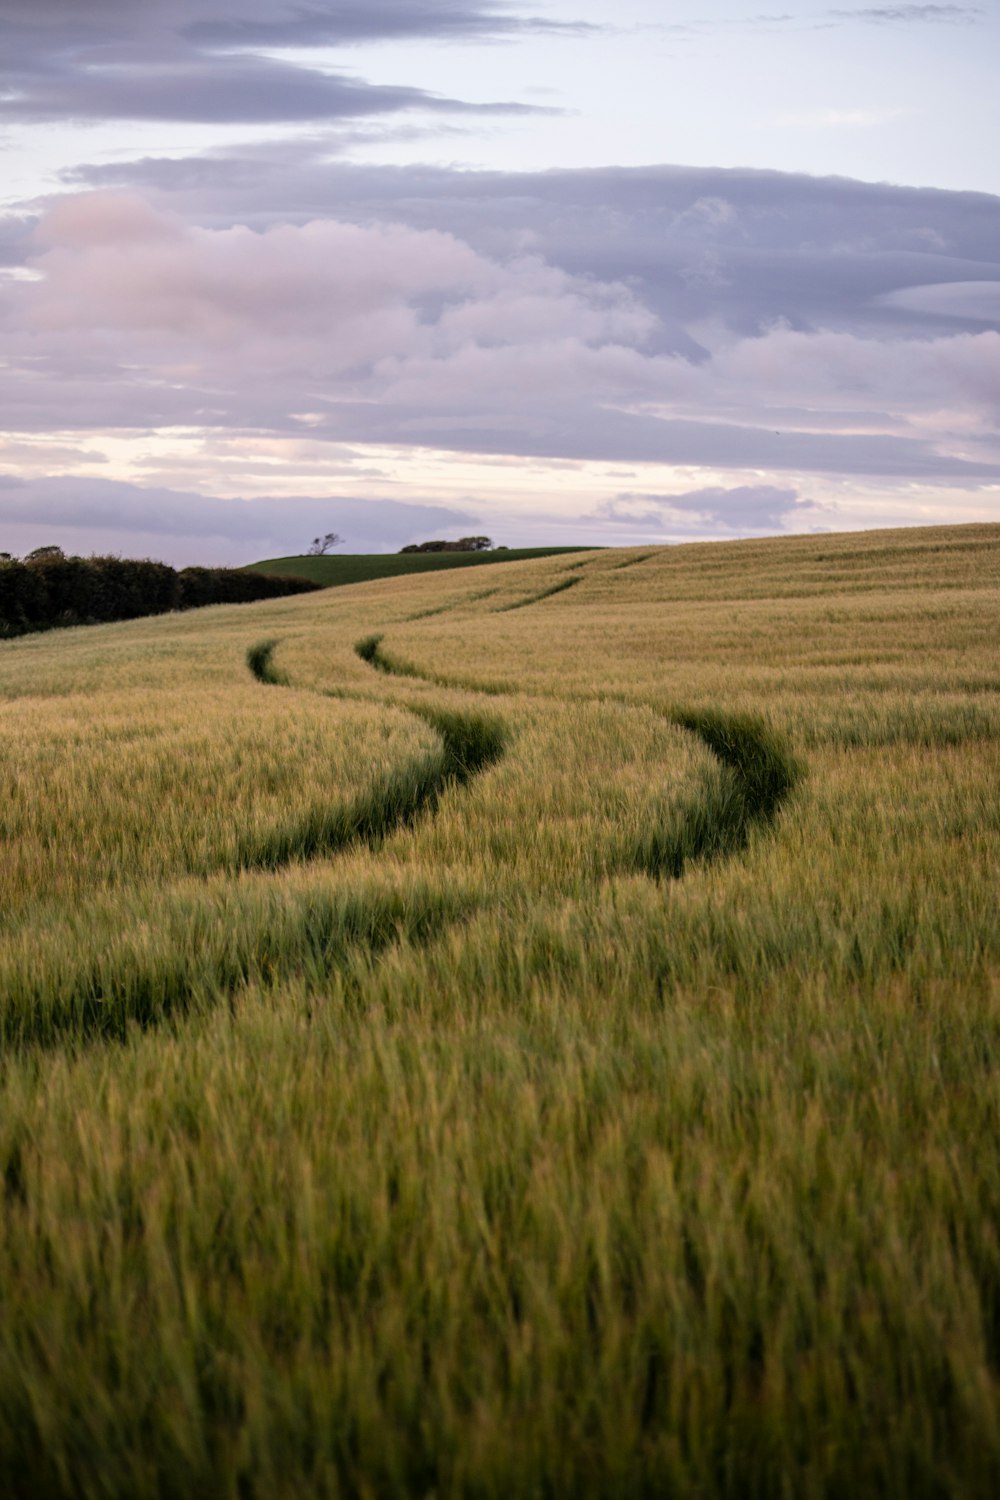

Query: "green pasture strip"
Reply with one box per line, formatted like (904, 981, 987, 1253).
(245, 546, 598, 586)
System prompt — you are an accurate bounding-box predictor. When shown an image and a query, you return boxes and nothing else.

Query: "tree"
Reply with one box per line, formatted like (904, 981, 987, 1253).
(25, 545, 65, 562)
(307, 532, 344, 556)
(398, 536, 494, 554)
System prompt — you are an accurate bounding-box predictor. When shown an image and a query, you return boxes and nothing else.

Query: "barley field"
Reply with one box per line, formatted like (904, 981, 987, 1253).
(0, 522, 998, 1498)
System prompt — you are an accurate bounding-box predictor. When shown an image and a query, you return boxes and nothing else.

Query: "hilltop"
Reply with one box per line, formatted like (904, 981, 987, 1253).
(245, 545, 597, 587)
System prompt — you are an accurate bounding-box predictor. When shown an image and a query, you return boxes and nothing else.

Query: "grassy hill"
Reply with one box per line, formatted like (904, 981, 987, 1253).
(0, 524, 998, 1496)
(247, 544, 595, 587)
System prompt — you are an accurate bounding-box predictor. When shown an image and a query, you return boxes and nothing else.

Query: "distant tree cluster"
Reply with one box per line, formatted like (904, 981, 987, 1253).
(399, 536, 494, 554)
(0, 548, 320, 640)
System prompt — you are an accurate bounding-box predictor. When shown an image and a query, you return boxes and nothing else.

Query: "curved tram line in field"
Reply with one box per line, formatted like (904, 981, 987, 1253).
(493, 575, 581, 612)
(0, 634, 799, 1053)
(0, 644, 507, 1051)
(245, 638, 507, 869)
(353, 632, 801, 876)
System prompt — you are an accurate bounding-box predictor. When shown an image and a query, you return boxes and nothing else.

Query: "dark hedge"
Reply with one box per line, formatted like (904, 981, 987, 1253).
(0, 555, 320, 639)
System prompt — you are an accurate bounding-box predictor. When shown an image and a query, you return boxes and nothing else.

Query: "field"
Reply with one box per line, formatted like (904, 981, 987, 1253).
(0, 523, 998, 1497)
(245, 546, 595, 587)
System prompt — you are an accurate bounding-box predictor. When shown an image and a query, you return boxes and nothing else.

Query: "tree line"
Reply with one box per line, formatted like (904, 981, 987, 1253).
(399, 536, 497, 554)
(0, 549, 319, 640)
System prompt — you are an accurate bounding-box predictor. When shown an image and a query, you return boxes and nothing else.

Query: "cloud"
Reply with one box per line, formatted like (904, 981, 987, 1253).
(636, 484, 806, 529)
(828, 5, 982, 23)
(0, 175, 998, 491)
(876, 281, 1000, 322)
(594, 483, 810, 535)
(10, 192, 651, 378)
(771, 108, 904, 128)
(0, 1, 564, 126)
(60, 155, 1000, 339)
(0, 0, 593, 41)
(2, 7, 994, 550)
(0, 58, 540, 129)
(0, 474, 477, 565)
(183, 1, 598, 47)
(647, 4, 981, 34)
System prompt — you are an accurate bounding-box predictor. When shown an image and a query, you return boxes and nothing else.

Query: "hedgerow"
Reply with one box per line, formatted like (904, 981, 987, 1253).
(0, 554, 319, 637)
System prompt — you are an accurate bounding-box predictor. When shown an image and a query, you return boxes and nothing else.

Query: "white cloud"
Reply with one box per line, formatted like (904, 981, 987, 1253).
(771, 108, 904, 128)
(828, 6, 981, 25)
(876, 280, 1000, 322)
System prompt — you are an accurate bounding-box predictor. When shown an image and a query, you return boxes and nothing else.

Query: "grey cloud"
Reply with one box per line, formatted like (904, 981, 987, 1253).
(5, 7, 996, 525)
(612, 484, 807, 530)
(321, 403, 1000, 481)
(0, 1, 563, 126)
(185, 1, 597, 47)
(4, 373, 994, 482)
(591, 501, 667, 530)
(646, 5, 980, 33)
(0, 475, 477, 566)
(2, 171, 999, 489)
(828, 5, 981, 22)
(592, 483, 811, 536)
(0, 216, 35, 270)
(0, 0, 579, 44)
(1, 57, 542, 128)
(60, 156, 1000, 345)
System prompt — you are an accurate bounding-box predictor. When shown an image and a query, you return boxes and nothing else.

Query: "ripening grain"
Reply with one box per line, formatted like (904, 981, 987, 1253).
(0, 524, 997, 1499)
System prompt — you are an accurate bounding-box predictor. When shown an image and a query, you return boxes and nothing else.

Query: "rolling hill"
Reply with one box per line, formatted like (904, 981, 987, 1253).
(246, 545, 596, 587)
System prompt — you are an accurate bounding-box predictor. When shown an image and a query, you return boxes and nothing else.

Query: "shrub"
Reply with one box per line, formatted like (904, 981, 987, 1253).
(177, 567, 320, 609)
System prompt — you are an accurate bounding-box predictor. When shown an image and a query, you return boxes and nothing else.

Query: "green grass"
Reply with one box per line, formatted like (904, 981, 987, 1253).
(0, 525, 997, 1497)
(245, 546, 598, 587)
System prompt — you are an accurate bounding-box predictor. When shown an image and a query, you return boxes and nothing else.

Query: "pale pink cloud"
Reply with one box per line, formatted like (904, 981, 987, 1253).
(1, 189, 998, 489)
(9, 191, 657, 392)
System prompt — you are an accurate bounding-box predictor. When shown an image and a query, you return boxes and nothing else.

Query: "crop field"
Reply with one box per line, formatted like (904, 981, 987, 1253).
(0, 522, 998, 1497)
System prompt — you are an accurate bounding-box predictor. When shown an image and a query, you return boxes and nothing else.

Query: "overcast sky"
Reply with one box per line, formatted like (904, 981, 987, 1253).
(1, 0, 997, 562)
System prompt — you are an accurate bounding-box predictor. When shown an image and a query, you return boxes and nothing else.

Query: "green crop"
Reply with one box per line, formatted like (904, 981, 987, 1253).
(0, 524, 997, 1498)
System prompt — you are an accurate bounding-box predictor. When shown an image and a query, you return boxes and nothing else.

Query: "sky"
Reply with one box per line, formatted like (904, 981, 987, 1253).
(1, 0, 998, 563)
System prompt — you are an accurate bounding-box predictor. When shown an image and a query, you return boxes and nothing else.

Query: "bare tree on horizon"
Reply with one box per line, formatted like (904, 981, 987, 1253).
(307, 532, 344, 556)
